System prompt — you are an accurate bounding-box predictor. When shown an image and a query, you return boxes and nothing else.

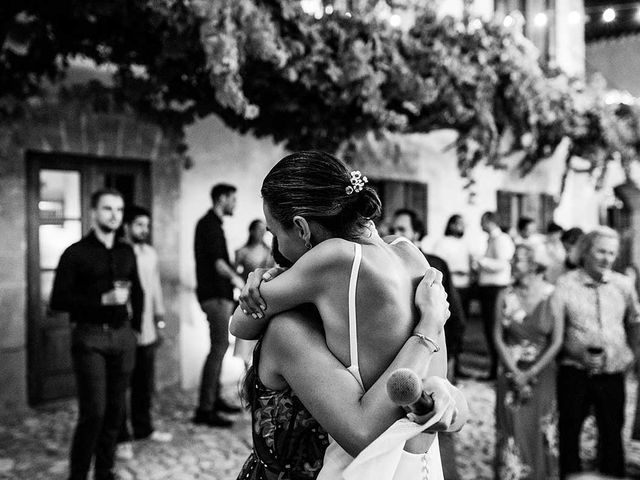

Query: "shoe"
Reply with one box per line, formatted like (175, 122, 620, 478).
(215, 399, 242, 413)
(207, 412, 234, 428)
(192, 410, 233, 428)
(115, 442, 134, 461)
(149, 431, 173, 442)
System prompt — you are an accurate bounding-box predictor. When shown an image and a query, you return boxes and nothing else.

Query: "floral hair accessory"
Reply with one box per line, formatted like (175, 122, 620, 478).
(345, 170, 368, 195)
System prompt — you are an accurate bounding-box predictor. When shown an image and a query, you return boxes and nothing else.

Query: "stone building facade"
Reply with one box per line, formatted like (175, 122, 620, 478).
(0, 84, 182, 414)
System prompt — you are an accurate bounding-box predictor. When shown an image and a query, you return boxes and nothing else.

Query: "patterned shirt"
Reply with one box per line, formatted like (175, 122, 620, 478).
(549, 268, 640, 373)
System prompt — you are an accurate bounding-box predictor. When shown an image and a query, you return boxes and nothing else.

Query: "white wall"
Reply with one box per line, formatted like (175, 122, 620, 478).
(179, 116, 286, 388)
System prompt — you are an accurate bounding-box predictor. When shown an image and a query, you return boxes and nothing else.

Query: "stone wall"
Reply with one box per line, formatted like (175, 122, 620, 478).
(0, 97, 182, 414)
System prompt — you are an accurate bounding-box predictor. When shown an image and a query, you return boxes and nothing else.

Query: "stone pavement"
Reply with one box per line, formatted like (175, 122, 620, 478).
(1, 378, 640, 480)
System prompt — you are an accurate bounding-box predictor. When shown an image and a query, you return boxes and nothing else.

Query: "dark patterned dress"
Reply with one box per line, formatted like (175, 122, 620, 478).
(237, 341, 329, 480)
(495, 284, 559, 480)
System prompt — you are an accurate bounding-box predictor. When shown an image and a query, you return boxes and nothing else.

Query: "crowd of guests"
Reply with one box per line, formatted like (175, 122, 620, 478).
(49, 177, 640, 480)
(413, 212, 640, 480)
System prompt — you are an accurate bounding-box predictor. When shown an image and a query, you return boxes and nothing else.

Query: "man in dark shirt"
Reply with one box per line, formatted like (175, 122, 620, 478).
(50, 189, 143, 480)
(193, 183, 245, 427)
(391, 208, 466, 480)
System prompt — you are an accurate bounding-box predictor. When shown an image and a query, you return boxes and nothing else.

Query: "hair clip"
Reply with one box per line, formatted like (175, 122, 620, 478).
(345, 170, 368, 195)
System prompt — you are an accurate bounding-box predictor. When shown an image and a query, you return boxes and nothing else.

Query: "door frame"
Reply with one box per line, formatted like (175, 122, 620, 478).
(25, 150, 151, 405)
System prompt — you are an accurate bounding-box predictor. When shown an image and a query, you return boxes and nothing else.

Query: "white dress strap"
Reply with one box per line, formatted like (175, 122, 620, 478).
(347, 243, 365, 390)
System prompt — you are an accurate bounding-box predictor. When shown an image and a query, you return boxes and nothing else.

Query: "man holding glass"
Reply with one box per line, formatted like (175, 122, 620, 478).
(549, 226, 640, 479)
(50, 188, 143, 480)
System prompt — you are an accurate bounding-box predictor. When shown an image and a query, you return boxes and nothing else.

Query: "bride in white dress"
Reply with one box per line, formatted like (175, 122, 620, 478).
(231, 151, 467, 479)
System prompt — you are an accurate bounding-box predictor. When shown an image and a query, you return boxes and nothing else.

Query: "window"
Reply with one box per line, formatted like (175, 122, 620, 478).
(369, 179, 428, 234)
(496, 190, 557, 233)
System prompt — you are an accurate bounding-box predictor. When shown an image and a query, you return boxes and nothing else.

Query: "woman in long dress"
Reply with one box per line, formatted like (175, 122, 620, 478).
(231, 151, 468, 479)
(494, 244, 563, 480)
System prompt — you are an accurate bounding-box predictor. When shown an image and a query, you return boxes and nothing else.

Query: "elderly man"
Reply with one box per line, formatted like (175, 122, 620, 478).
(550, 226, 640, 479)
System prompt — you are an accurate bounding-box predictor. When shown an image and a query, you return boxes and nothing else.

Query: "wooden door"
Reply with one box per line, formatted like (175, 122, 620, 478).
(26, 151, 150, 405)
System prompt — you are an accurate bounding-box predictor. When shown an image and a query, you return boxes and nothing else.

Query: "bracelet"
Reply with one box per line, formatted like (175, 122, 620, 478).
(412, 332, 441, 353)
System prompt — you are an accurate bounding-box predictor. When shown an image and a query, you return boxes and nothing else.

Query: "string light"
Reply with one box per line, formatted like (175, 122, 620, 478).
(602, 8, 616, 23)
(324, 4, 334, 15)
(503, 15, 514, 27)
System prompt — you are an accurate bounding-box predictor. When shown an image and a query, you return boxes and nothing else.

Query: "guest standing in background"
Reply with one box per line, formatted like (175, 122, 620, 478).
(544, 222, 566, 285)
(233, 219, 273, 367)
(50, 189, 143, 480)
(116, 206, 171, 461)
(494, 244, 562, 480)
(474, 211, 515, 380)
(193, 184, 245, 427)
(433, 214, 473, 317)
(550, 227, 640, 479)
(560, 227, 584, 271)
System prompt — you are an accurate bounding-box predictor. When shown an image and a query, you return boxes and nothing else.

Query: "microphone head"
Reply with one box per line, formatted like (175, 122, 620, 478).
(386, 368, 422, 406)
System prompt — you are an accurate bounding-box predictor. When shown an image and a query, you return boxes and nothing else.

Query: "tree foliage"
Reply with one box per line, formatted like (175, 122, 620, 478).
(1, 0, 639, 181)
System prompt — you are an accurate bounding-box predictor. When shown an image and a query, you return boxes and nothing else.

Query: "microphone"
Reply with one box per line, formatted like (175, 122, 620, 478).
(386, 368, 434, 415)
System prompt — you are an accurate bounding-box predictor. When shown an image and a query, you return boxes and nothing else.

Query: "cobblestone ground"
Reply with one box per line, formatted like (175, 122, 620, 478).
(1, 378, 640, 480)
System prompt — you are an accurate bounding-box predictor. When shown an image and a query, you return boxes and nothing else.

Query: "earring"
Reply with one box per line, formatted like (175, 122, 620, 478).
(304, 241, 312, 250)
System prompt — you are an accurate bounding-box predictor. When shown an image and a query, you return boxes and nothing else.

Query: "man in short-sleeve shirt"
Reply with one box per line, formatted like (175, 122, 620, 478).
(193, 184, 245, 427)
(549, 227, 640, 478)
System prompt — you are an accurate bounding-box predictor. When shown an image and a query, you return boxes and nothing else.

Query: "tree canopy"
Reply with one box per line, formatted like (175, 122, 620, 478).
(1, 0, 639, 181)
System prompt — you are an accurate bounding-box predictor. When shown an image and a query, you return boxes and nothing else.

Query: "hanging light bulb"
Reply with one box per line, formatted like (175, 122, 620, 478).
(602, 8, 616, 23)
(389, 14, 402, 28)
(534, 12, 548, 28)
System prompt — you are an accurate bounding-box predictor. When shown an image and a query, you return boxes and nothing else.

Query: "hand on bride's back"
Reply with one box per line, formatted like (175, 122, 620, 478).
(414, 267, 449, 336)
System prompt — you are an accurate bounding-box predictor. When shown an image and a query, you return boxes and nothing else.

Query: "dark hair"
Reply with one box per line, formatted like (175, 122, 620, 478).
(124, 205, 151, 224)
(248, 219, 264, 232)
(393, 208, 425, 239)
(444, 214, 463, 236)
(517, 216, 535, 233)
(561, 227, 584, 246)
(547, 221, 563, 234)
(210, 183, 236, 203)
(271, 237, 293, 268)
(481, 211, 498, 225)
(90, 188, 123, 209)
(261, 151, 382, 240)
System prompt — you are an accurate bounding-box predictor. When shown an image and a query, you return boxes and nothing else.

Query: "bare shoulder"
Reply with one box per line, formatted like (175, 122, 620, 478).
(263, 310, 325, 362)
(297, 238, 356, 271)
(382, 235, 429, 270)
